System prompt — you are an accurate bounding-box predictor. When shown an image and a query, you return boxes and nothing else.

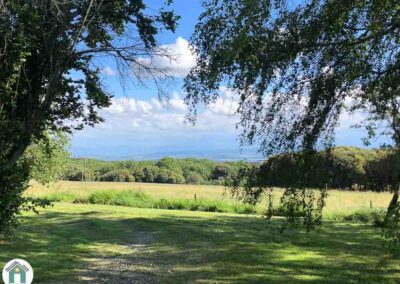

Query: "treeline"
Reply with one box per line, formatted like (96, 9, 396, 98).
(60, 147, 399, 191)
(257, 147, 399, 192)
(61, 157, 248, 185)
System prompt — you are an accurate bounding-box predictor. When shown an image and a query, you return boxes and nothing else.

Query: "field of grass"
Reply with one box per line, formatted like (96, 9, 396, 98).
(1, 203, 399, 283)
(27, 181, 393, 220)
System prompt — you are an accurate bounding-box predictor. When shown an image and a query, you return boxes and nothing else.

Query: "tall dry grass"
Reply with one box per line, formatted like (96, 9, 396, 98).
(26, 180, 393, 218)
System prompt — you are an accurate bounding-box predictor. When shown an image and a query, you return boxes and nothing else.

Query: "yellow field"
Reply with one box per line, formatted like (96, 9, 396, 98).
(28, 180, 228, 199)
(27, 180, 393, 215)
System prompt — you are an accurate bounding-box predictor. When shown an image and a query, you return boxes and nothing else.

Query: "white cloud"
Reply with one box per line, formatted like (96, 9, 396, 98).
(81, 87, 239, 139)
(139, 37, 196, 77)
(107, 102, 124, 114)
(208, 87, 239, 116)
(102, 66, 116, 76)
(337, 96, 368, 130)
(166, 92, 187, 112)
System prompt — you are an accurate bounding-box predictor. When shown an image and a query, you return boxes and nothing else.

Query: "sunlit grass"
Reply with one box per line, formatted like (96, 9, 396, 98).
(26, 181, 393, 219)
(0, 203, 399, 283)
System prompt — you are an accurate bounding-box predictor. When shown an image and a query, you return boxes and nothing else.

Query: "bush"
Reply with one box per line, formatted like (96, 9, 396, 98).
(234, 204, 257, 214)
(88, 190, 151, 207)
(156, 169, 185, 184)
(68, 190, 256, 215)
(99, 169, 135, 182)
(88, 191, 118, 204)
(185, 172, 204, 184)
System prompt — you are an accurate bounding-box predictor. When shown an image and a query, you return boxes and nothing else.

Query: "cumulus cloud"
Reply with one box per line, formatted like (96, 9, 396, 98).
(78, 83, 368, 147)
(73, 85, 375, 159)
(83, 87, 239, 138)
(138, 37, 196, 77)
(166, 92, 187, 112)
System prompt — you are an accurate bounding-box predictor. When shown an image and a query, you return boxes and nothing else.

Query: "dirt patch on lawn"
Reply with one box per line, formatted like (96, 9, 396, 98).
(76, 230, 172, 284)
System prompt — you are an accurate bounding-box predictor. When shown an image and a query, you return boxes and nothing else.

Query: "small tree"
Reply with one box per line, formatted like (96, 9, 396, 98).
(24, 132, 70, 184)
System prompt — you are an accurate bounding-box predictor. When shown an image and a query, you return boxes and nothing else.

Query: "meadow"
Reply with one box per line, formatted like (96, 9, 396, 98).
(1, 181, 398, 283)
(27, 181, 393, 220)
(0, 203, 399, 283)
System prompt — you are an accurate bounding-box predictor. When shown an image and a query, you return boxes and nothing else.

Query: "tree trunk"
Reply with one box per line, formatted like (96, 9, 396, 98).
(388, 186, 399, 211)
(385, 185, 399, 224)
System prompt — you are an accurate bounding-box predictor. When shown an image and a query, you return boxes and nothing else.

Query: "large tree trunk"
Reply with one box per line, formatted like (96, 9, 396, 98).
(385, 185, 400, 225)
(388, 186, 399, 211)
(386, 110, 400, 223)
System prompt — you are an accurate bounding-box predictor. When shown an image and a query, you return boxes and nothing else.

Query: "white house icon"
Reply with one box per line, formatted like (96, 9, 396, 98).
(5, 261, 29, 284)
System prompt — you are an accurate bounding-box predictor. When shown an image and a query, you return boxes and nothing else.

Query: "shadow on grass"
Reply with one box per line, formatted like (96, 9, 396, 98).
(0, 209, 399, 283)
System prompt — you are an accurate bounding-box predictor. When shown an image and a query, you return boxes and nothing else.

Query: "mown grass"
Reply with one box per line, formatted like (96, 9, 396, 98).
(27, 181, 393, 222)
(0, 204, 399, 283)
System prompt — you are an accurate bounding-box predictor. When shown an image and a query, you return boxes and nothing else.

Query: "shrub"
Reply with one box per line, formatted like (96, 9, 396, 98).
(99, 169, 135, 182)
(234, 204, 257, 214)
(88, 191, 118, 204)
(185, 172, 204, 184)
(155, 169, 185, 184)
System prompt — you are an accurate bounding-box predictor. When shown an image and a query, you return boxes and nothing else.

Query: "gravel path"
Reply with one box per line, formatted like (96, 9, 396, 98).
(65, 231, 171, 284)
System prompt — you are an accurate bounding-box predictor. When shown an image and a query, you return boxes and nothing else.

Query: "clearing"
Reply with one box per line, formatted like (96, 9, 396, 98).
(0, 202, 399, 283)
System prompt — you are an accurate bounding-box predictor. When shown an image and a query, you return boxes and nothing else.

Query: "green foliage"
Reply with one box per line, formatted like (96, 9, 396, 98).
(260, 147, 374, 190)
(39, 189, 257, 215)
(61, 157, 247, 185)
(383, 205, 400, 255)
(0, 0, 179, 233)
(0, 132, 68, 234)
(0, 162, 50, 235)
(99, 169, 135, 182)
(24, 132, 70, 184)
(185, 0, 400, 153)
(364, 149, 400, 191)
(185, 171, 204, 184)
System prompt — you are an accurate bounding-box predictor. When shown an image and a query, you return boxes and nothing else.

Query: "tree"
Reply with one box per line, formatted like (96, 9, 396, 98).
(24, 132, 70, 184)
(185, 0, 400, 227)
(157, 157, 183, 175)
(185, 171, 204, 184)
(0, 0, 179, 233)
(99, 169, 135, 182)
(212, 164, 232, 180)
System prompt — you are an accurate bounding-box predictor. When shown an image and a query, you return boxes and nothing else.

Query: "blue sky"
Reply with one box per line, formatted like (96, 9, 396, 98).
(70, 0, 383, 161)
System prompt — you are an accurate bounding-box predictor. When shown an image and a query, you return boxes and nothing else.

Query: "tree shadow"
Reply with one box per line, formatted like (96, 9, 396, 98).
(0, 209, 399, 283)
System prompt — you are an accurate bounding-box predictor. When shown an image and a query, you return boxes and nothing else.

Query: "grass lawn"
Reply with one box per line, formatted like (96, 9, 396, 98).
(0, 203, 399, 283)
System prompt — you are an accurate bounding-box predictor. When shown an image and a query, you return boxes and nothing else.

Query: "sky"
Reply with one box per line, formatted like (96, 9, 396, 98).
(70, 0, 383, 161)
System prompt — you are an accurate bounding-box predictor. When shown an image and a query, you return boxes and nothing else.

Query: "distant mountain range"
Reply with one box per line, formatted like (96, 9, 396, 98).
(71, 147, 264, 162)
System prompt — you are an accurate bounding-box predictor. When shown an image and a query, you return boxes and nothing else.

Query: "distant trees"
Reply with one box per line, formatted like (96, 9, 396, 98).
(99, 170, 135, 182)
(58, 148, 400, 191)
(185, 172, 204, 184)
(259, 147, 373, 190)
(61, 157, 246, 185)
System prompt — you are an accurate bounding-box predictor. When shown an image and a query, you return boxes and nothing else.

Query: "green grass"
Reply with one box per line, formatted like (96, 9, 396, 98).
(42, 189, 257, 215)
(0, 203, 399, 283)
(27, 181, 392, 222)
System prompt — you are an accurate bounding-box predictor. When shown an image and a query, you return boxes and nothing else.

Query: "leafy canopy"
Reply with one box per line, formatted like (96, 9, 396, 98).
(185, 0, 400, 154)
(0, 0, 179, 233)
